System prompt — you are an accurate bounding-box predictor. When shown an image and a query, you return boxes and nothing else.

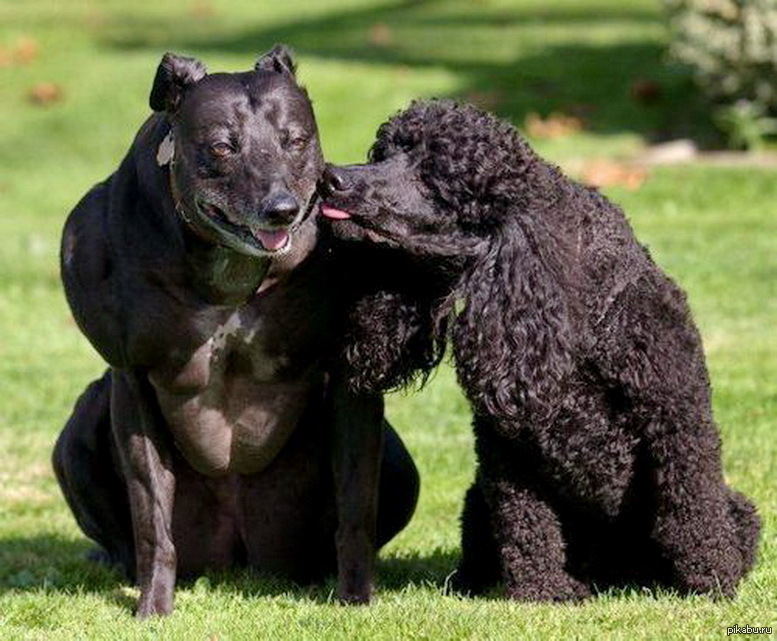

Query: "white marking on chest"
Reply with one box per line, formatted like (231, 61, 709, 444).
(210, 311, 286, 380)
(212, 312, 251, 353)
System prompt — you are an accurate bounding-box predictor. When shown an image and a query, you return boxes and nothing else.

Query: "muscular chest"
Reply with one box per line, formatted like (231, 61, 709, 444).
(145, 281, 336, 477)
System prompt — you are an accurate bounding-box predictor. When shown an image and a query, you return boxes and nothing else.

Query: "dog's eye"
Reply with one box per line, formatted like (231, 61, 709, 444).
(209, 142, 233, 158)
(289, 137, 307, 151)
(282, 131, 308, 152)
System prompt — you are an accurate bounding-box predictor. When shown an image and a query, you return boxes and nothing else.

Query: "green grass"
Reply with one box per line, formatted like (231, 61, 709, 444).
(0, 0, 775, 639)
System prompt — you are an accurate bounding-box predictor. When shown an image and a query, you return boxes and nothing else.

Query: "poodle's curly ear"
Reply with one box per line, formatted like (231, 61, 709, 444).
(149, 52, 207, 113)
(344, 290, 446, 393)
(255, 44, 297, 77)
(452, 215, 574, 424)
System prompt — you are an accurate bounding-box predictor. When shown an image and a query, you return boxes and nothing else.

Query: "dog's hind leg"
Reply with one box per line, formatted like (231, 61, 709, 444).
(52, 371, 136, 578)
(597, 278, 760, 595)
(726, 487, 761, 576)
(481, 473, 591, 601)
(644, 410, 759, 596)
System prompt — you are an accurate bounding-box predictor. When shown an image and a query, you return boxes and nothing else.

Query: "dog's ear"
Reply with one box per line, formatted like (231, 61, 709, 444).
(149, 52, 208, 113)
(452, 217, 574, 425)
(255, 44, 297, 77)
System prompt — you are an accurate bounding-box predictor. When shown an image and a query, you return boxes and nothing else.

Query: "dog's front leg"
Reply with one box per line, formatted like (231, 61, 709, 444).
(480, 475, 591, 601)
(330, 375, 384, 604)
(111, 368, 176, 617)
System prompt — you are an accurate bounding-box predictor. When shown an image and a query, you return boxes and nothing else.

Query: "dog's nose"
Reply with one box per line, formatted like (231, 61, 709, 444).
(260, 193, 299, 226)
(320, 166, 351, 195)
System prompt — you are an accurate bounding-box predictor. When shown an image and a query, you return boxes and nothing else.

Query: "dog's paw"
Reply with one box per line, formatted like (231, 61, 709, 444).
(671, 561, 740, 599)
(505, 575, 591, 602)
(662, 530, 745, 598)
(337, 584, 373, 605)
(135, 584, 174, 618)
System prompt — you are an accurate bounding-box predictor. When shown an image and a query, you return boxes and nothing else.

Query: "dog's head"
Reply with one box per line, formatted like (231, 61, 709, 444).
(319, 100, 535, 258)
(151, 46, 323, 257)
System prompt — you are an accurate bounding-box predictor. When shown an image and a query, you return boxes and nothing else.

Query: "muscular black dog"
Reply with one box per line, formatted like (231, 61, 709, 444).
(319, 100, 760, 600)
(53, 47, 418, 617)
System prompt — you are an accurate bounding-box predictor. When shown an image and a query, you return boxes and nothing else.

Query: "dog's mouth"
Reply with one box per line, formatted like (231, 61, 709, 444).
(318, 201, 398, 247)
(195, 200, 293, 256)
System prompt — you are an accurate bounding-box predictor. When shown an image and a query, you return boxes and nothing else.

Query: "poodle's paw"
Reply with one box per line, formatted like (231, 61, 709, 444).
(655, 501, 757, 598)
(671, 561, 741, 598)
(666, 542, 748, 598)
(505, 574, 591, 602)
(673, 574, 735, 598)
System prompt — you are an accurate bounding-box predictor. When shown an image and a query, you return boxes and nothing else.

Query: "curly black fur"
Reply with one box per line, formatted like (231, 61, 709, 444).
(321, 100, 761, 600)
(326, 237, 450, 392)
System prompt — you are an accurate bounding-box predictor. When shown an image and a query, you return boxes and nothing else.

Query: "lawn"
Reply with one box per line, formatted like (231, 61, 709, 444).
(0, 0, 775, 639)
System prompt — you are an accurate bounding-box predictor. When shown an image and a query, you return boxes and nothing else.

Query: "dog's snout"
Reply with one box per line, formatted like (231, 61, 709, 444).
(320, 166, 351, 195)
(260, 193, 300, 225)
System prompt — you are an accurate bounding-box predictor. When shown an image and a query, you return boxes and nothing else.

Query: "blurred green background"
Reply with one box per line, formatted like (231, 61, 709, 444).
(0, 1, 774, 639)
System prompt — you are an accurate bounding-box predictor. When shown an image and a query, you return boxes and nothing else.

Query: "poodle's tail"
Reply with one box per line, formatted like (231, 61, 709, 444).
(726, 487, 761, 578)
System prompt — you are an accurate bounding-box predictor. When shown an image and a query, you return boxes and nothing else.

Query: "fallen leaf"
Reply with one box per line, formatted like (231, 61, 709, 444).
(27, 82, 64, 106)
(579, 159, 648, 191)
(369, 23, 392, 47)
(525, 111, 583, 139)
(14, 36, 39, 64)
(0, 36, 40, 68)
(188, 0, 216, 19)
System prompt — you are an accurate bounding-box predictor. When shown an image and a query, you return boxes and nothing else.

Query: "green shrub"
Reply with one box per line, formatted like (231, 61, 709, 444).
(714, 99, 777, 149)
(664, 0, 777, 148)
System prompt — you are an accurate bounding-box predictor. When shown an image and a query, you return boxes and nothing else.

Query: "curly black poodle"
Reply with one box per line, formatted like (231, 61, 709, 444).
(318, 99, 761, 600)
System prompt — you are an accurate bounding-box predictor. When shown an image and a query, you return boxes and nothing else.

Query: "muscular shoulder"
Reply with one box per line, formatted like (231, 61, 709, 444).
(61, 178, 130, 366)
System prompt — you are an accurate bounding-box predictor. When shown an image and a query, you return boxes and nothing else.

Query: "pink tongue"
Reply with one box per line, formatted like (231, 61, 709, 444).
(320, 204, 352, 220)
(256, 229, 289, 250)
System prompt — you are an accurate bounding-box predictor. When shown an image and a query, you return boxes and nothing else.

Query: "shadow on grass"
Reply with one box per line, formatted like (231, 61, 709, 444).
(0, 534, 123, 594)
(0, 534, 683, 612)
(0, 533, 459, 607)
(189, 547, 461, 604)
(98, 0, 720, 145)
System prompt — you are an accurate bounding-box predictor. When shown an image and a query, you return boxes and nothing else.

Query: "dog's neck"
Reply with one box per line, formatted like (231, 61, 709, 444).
(181, 234, 271, 304)
(178, 215, 320, 305)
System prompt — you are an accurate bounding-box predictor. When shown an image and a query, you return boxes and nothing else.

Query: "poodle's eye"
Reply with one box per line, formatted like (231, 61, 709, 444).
(282, 130, 308, 152)
(289, 137, 307, 151)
